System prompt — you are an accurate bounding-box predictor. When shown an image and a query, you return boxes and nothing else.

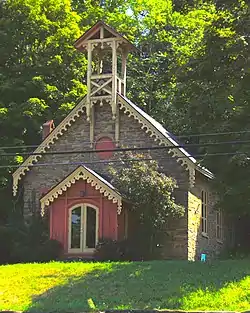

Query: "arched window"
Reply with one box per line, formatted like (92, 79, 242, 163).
(68, 204, 99, 253)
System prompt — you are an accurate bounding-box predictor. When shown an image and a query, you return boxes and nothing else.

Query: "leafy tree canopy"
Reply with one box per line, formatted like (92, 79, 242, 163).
(1, 0, 250, 219)
(167, 0, 250, 214)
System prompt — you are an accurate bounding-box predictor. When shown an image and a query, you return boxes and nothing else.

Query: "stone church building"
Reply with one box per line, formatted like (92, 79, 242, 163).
(12, 21, 231, 260)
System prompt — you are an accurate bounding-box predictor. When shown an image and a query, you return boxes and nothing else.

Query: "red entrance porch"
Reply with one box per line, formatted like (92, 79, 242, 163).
(40, 166, 127, 257)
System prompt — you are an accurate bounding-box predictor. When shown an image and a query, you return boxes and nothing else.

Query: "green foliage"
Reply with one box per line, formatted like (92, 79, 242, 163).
(109, 152, 184, 257)
(107, 152, 185, 258)
(0, 226, 14, 264)
(0, 0, 89, 220)
(167, 1, 250, 215)
(127, 1, 217, 124)
(94, 237, 150, 261)
(109, 152, 185, 230)
(39, 239, 64, 262)
(0, 0, 86, 198)
(1, 0, 249, 222)
(94, 238, 123, 262)
(0, 214, 63, 264)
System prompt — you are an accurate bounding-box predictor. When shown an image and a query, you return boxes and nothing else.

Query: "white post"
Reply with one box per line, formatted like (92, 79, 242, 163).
(86, 42, 92, 122)
(121, 50, 127, 96)
(112, 40, 117, 119)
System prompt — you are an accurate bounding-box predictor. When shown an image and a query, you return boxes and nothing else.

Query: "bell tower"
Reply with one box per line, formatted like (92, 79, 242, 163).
(74, 21, 136, 146)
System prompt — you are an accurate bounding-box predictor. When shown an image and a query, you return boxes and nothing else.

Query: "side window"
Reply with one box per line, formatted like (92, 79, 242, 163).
(201, 190, 208, 235)
(228, 220, 235, 246)
(216, 209, 223, 241)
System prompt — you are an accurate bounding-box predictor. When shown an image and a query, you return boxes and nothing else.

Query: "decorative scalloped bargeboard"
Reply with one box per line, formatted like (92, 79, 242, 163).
(117, 95, 196, 187)
(12, 97, 87, 196)
(40, 166, 122, 215)
(13, 93, 199, 198)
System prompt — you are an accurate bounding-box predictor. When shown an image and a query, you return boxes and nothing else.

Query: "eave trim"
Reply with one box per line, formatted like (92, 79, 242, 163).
(40, 165, 122, 215)
(12, 96, 87, 196)
(13, 91, 214, 197)
(117, 94, 214, 186)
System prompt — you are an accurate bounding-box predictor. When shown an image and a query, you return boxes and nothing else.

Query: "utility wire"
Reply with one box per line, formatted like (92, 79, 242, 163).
(174, 130, 250, 139)
(1, 151, 248, 169)
(0, 140, 250, 157)
(1, 130, 250, 150)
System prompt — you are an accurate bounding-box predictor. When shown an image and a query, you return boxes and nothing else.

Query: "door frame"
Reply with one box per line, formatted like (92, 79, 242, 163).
(68, 203, 99, 253)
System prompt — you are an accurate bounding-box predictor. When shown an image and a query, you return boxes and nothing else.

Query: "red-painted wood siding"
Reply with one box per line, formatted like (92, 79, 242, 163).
(50, 198, 66, 250)
(49, 178, 119, 254)
(102, 197, 117, 239)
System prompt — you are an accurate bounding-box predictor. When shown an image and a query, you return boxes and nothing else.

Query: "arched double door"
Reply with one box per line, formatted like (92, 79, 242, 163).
(68, 203, 99, 253)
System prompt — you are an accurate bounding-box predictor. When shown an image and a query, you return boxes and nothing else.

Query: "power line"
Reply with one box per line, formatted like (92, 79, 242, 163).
(177, 130, 250, 138)
(1, 130, 250, 150)
(0, 140, 250, 157)
(1, 151, 248, 169)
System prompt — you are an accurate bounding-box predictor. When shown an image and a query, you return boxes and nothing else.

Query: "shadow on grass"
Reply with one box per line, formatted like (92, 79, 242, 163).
(25, 260, 250, 312)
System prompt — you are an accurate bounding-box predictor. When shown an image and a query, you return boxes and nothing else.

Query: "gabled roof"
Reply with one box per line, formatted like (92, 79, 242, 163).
(118, 94, 214, 180)
(74, 20, 138, 52)
(12, 96, 87, 196)
(12, 93, 214, 196)
(40, 165, 122, 215)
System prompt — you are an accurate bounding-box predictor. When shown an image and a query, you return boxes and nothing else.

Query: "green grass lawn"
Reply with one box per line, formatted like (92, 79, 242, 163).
(0, 260, 250, 312)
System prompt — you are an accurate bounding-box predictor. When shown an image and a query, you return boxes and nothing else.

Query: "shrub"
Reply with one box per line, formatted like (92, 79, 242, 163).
(94, 237, 150, 262)
(0, 226, 14, 264)
(118, 238, 146, 261)
(108, 152, 185, 254)
(222, 245, 250, 260)
(10, 215, 49, 263)
(0, 215, 63, 264)
(38, 239, 63, 261)
(94, 238, 122, 261)
(11, 228, 35, 263)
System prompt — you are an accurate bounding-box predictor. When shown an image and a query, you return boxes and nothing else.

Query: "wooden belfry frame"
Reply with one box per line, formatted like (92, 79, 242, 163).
(74, 21, 137, 146)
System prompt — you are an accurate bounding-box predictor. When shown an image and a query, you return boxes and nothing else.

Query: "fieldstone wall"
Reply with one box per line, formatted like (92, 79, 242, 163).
(22, 102, 190, 258)
(188, 172, 228, 261)
(158, 214, 188, 259)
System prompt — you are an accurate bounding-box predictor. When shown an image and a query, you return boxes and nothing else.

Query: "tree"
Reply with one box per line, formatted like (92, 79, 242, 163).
(126, 1, 217, 126)
(168, 1, 250, 215)
(0, 0, 219, 220)
(0, 0, 86, 215)
(0, 0, 87, 141)
(1, 0, 243, 221)
(108, 152, 184, 255)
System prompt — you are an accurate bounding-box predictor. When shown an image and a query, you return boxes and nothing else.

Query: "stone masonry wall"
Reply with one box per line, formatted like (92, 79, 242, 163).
(22, 102, 189, 258)
(188, 171, 228, 261)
